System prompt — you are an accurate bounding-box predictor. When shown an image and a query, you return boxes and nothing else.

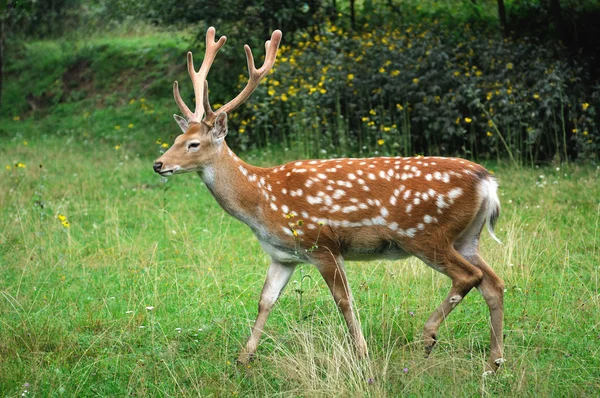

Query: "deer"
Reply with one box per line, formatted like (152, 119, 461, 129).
(153, 27, 506, 372)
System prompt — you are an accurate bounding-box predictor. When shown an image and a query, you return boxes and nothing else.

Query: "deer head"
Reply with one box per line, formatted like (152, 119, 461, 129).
(153, 27, 282, 176)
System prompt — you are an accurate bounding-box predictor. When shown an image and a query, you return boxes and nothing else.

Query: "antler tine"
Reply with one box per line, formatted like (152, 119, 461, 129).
(217, 30, 282, 116)
(172, 27, 226, 124)
(173, 80, 194, 121)
(202, 80, 215, 121)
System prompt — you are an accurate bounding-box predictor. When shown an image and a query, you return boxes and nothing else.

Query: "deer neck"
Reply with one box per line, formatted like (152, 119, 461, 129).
(197, 142, 266, 227)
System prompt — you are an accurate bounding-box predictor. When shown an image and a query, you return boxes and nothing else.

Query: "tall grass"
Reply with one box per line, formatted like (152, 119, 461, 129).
(1, 132, 599, 396)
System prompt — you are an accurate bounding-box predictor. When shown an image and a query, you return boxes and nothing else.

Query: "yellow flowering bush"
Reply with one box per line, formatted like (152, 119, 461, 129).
(229, 17, 597, 162)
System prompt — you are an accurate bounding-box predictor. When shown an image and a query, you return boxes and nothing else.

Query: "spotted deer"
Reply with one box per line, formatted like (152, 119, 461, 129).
(153, 27, 505, 371)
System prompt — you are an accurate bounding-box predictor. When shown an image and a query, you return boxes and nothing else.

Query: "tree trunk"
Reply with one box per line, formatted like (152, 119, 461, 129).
(0, 15, 4, 106)
(349, 0, 356, 30)
(549, 0, 564, 45)
(497, 0, 508, 38)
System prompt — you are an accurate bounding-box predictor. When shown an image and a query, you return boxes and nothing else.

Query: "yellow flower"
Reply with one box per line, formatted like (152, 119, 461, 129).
(23, 141, 28, 146)
(347, 73, 354, 80)
(533, 93, 540, 100)
(319, 88, 327, 94)
(369, 109, 376, 116)
(239, 128, 245, 134)
(280, 93, 288, 102)
(506, 62, 514, 70)
(57, 214, 67, 222)
(378, 67, 386, 73)
(267, 88, 276, 96)
(486, 131, 493, 137)
(128, 123, 134, 128)
(582, 103, 590, 111)
(16, 162, 26, 168)
(583, 130, 589, 136)
(161, 143, 169, 148)
(377, 139, 385, 146)
(486, 92, 493, 101)
(156, 138, 162, 144)
(361, 117, 369, 122)
(140, 98, 146, 103)
(455, 117, 461, 125)
(396, 104, 404, 111)
(13, 115, 20, 121)
(464, 117, 472, 123)
(383, 126, 391, 132)
(5, 165, 10, 170)
(475, 70, 483, 77)
(292, 229, 298, 237)
(115, 145, 121, 150)
(412, 78, 419, 84)
(487, 120, 494, 127)
(115, 125, 121, 130)
(391, 70, 400, 77)
(453, 71, 460, 77)
(129, 98, 136, 104)
(367, 121, 375, 127)
(62, 220, 70, 228)
(285, 213, 295, 219)
(572, 128, 578, 134)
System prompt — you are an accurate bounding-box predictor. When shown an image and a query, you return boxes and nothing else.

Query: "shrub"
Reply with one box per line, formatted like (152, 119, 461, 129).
(229, 18, 597, 163)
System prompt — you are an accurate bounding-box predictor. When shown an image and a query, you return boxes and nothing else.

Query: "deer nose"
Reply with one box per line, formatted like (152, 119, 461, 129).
(153, 161, 163, 173)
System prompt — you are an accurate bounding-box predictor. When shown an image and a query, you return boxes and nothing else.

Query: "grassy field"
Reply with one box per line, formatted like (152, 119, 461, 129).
(1, 128, 599, 396)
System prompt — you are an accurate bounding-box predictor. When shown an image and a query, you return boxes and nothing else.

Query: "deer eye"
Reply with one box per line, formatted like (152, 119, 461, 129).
(188, 142, 200, 150)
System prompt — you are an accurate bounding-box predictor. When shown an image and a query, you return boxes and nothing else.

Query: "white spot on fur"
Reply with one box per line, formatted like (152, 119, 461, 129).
(448, 187, 463, 200)
(332, 189, 346, 200)
(307, 196, 323, 205)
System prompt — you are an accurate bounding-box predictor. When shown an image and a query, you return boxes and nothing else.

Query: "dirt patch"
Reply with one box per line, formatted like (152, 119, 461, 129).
(61, 58, 94, 100)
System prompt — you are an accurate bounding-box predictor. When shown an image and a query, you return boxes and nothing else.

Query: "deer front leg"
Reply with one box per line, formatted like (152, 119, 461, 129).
(314, 254, 368, 359)
(238, 260, 297, 364)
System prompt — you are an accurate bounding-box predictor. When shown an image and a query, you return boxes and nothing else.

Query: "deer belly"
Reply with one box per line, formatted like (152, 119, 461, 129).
(259, 239, 305, 264)
(343, 241, 411, 261)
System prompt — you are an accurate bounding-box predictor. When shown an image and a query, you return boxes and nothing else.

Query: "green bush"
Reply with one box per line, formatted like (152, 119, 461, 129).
(228, 18, 597, 163)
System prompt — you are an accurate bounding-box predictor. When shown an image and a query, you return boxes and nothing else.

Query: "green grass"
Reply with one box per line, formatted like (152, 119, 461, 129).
(1, 128, 599, 396)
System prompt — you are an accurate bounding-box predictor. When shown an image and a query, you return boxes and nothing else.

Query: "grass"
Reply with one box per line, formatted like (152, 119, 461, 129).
(1, 127, 599, 396)
(1, 26, 599, 396)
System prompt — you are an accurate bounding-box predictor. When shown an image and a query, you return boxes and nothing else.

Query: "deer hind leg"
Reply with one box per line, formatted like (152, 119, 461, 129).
(421, 248, 484, 356)
(466, 253, 505, 372)
(313, 253, 368, 359)
(238, 260, 297, 364)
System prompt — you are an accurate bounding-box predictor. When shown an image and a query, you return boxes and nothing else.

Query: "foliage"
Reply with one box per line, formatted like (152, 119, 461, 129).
(229, 18, 598, 162)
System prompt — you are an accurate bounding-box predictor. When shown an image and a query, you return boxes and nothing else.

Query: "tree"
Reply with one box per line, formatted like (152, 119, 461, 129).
(497, 0, 507, 38)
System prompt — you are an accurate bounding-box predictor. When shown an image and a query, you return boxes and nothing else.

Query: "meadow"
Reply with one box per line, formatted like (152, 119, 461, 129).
(1, 3, 600, 394)
(1, 130, 599, 396)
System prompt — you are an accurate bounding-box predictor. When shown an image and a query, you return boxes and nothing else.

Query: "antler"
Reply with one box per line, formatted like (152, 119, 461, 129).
(173, 27, 227, 124)
(203, 30, 283, 123)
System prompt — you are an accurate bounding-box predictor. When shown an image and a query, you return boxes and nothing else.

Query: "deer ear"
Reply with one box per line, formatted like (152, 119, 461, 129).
(212, 112, 228, 142)
(173, 114, 189, 133)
